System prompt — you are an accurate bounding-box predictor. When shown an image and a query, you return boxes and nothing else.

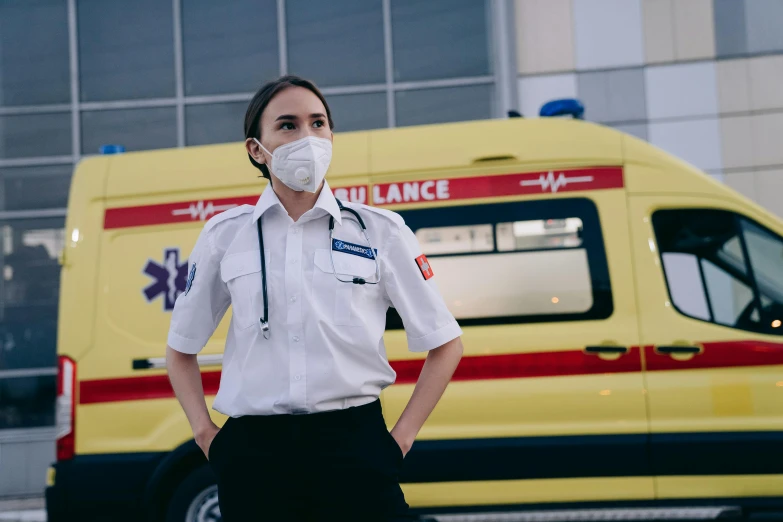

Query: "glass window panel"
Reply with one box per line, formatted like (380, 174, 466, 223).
(391, 0, 491, 82)
(416, 225, 493, 255)
(652, 208, 783, 334)
(0, 375, 56, 429)
(182, 0, 278, 96)
(0, 165, 73, 211)
(78, 0, 175, 102)
(286, 0, 385, 87)
(385, 198, 611, 329)
(741, 221, 783, 297)
(719, 236, 747, 274)
(185, 102, 246, 146)
(661, 253, 711, 321)
(81, 107, 177, 154)
(701, 259, 754, 327)
(326, 92, 387, 132)
(0, 1, 70, 106)
(740, 220, 783, 332)
(436, 250, 593, 319)
(0, 113, 72, 159)
(497, 218, 583, 252)
(0, 217, 63, 371)
(395, 84, 493, 127)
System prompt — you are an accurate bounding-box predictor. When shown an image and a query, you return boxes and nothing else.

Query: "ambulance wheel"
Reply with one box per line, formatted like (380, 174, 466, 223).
(165, 464, 221, 522)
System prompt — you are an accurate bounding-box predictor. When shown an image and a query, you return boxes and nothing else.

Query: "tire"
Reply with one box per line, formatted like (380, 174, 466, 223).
(165, 464, 221, 522)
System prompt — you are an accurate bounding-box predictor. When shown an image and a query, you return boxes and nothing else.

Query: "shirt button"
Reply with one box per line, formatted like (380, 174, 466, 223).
(294, 375, 301, 381)
(290, 296, 297, 303)
(292, 336, 300, 342)
(290, 258, 298, 264)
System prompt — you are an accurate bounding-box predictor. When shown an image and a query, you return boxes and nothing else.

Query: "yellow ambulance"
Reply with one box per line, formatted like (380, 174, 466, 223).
(45, 106, 783, 521)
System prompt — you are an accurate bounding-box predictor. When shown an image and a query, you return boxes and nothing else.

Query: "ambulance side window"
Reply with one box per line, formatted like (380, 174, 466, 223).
(653, 209, 783, 336)
(386, 198, 612, 329)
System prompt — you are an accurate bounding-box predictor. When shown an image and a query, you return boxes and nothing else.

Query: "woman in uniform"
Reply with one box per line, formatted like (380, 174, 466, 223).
(166, 75, 464, 521)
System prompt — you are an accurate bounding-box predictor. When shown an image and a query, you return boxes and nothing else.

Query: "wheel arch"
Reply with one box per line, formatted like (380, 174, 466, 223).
(142, 439, 209, 522)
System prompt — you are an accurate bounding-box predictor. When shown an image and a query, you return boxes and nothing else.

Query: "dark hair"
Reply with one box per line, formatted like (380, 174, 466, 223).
(244, 75, 334, 179)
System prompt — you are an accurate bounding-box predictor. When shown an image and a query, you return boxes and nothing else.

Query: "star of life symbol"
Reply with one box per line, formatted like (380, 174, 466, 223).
(520, 171, 594, 193)
(143, 248, 188, 311)
(171, 200, 237, 221)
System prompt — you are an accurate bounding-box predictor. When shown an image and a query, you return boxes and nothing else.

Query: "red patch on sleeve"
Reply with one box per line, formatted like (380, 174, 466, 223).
(415, 254, 434, 280)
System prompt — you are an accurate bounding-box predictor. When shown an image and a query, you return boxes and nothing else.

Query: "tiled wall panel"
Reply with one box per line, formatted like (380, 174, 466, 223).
(518, 73, 578, 118)
(745, 0, 783, 54)
(573, 0, 644, 69)
(515, 0, 575, 74)
(577, 68, 647, 123)
(645, 62, 719, 119)
(513, 0, 783, 216)
(648, 118, 723, 172)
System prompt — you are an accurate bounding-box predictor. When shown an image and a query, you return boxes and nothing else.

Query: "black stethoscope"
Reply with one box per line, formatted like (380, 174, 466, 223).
(255, 199, 380, 339)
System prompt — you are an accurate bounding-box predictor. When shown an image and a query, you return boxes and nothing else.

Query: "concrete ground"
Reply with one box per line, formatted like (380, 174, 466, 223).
(0, 497, 46, 522)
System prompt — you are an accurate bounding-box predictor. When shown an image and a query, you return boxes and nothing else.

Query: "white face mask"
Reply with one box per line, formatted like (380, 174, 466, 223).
(254, 136, 332, 193)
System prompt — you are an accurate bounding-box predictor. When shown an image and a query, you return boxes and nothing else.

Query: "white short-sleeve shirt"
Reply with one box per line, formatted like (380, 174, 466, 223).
(167, 181, 462, 416)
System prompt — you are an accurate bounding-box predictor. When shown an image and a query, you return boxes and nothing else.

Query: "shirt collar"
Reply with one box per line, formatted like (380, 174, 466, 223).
(252, 180, 342, 224)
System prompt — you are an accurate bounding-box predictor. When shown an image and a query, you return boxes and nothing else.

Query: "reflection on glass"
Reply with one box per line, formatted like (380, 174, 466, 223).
(391, 0, 491, 82)
(0, 375, 56, 430)
(416, 224, 493, 255)
(0, 218, 64, 371)
(81, 107, 178, 154)
(1, 165, 73, 212)
(497, 218, 583, 252)
(653, 209, 783, 335)
(78, 0, 175, 102)
(182, 0, 278, 96)
(185, 102, 247, 146)
(702, 259, 754, 326)
(395, 84, 493, 127)
(435, 250, 594, 319)
(287, 0, 385, 87)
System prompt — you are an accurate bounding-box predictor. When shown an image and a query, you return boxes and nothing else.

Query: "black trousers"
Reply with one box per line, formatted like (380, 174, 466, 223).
(208, 399, 416, 521)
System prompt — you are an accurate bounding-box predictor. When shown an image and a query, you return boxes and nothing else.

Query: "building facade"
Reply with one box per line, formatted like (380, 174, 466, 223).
(0, 0, 780, 498)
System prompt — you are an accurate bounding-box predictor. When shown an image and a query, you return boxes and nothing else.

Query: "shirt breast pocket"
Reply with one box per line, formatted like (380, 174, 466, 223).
(220, 250, 270, 331)
(312, 248, 376, 326)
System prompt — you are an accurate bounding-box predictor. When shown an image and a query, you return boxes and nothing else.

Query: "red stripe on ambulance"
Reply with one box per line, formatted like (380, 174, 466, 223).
(103, 185, 369, 229)
(80, 371, 222, 404)
(76, 339, 783, 405)
(372, 167, 624, 206)
(104, 196, 259, 229)
(79, 347, 642, 405)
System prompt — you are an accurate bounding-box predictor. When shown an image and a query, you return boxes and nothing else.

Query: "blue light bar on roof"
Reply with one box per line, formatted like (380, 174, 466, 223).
(100, 144, 125, 154)
(539, 98, 585, 119)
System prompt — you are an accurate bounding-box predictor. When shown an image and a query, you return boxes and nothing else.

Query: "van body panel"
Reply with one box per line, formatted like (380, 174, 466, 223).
(57, 157, 109, 361)
(369, 119, 623, 175)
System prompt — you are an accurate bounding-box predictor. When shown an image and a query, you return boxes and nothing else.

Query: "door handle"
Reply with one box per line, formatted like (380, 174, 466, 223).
(655, 345, 701, 355)
(585, 346, 629, 354)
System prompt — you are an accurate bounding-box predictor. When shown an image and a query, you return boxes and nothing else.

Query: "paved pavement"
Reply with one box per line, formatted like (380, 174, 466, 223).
(0, 497, 46, 522)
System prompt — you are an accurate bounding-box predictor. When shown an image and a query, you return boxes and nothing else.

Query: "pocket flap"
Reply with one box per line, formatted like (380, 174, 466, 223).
(314, 248, 376, 278)
(220, 250, 268, 282)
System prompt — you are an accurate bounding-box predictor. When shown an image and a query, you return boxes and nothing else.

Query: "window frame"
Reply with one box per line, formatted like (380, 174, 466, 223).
(386, 197, 613, 329)
(652, 208, 783, 336)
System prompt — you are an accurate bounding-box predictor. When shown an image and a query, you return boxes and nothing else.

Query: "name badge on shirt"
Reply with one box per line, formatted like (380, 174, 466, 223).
(332, 238, 377, 260)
